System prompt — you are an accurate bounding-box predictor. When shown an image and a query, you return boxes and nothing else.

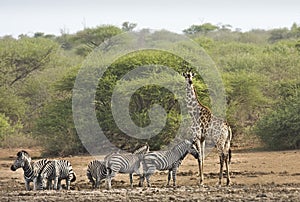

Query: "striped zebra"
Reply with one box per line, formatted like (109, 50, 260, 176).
(105, 144, 150, 190)
(10, 150, 50, 190)
(86, 160, 106, 189)
(87, 144, 149, 189)
(140, 139, 199, 187)
(39, 159, 76, 190)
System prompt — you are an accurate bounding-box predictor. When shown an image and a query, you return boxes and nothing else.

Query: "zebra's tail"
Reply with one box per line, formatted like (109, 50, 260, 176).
(71, 172, 76, 182)
(106, 167, 112, 175)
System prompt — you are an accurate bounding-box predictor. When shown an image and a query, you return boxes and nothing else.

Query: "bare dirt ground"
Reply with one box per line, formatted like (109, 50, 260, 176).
(0, 147, 299, 201)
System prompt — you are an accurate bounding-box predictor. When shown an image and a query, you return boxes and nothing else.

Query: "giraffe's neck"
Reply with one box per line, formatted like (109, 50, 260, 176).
(185, 82, 211, 122)
(186, 82, 201, 113)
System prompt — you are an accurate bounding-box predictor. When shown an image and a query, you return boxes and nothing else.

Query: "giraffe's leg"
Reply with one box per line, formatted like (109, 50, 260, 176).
(219, 154, 225, 186)
(201, 140, 205, 185)
(195, 139, 203, 185)
(225, 154, 230, 186)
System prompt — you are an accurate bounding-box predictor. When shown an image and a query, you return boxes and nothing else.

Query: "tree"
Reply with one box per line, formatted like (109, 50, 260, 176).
(183, 23, 219, 34)
(268, 28, 289, 43)
(255, 83, 300, 150)
(0, 37, 59, 87)
(122, 21, 137, 32)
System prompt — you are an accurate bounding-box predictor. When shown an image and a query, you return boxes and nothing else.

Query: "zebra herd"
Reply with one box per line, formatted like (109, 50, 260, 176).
(11, 139, 224, 191)
(10, 150, 76, 191)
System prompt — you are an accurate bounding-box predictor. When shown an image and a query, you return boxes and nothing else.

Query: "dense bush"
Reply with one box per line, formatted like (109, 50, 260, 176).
(255, 84, 300, 150)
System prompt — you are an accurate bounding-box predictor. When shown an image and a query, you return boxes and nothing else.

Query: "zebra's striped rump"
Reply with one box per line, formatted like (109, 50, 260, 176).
(86, 160, 107, 189)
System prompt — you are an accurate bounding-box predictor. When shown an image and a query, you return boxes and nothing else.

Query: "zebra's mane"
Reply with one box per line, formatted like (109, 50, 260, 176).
(133, 143, 149, 154)
(17, 150, 30, 158)
(170, 140, 192, 158)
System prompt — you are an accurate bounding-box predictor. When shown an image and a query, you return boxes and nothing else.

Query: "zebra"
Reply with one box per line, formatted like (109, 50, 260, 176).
(39, 159, 76, 190)
(104, 144, 150, 190)
(140, 139, 199, 187)
(10, 150, 50, 191)
(87, 143, 150, 189)
(86, 160, 107, 189)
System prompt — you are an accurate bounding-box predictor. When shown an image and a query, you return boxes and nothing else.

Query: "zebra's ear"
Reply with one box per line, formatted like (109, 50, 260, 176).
(17, 151, 23, 157)
(182, 72, 186, 77)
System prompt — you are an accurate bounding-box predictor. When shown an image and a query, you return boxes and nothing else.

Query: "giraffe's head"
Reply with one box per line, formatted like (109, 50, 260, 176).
(182, 72, 195, 85)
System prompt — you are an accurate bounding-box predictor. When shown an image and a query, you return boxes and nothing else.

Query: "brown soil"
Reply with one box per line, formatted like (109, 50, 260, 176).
(1, 148, 299, 201)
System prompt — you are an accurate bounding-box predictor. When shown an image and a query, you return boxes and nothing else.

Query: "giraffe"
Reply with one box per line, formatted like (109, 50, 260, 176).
(183, 72, 232, 186)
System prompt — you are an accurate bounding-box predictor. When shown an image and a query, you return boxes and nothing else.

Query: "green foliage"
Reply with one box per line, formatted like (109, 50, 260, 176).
(95, 50, 209, 150)
(255, 83, 300, 150)
(0, 37, 59, 87)
(0, 113, 13, 139)
(1, 23, 300, 154)
(122, 21, 137, 32)
(59, 25, 123, 56)
(183, 23, 219, 34)
(35, 98, 85, 156)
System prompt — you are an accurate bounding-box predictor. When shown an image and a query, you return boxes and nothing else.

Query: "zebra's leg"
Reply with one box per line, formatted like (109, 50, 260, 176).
(53, 176, 58, 190)
(95, 176, 99, 189)
(57, 179, 62, 190)
(172, 167, 177, 187)
(138, 174, 144, 187)
(167, 170, 171, 186)
(25, 180, 30, 191)
(87, 172, 96, 188)
(66, 179, 70, 190)
(106, 176, 112, 190)
(219, 153, 225, 186)
(129, 173, 133, 188)
(145, 173, 151, 187)
(47, 179, 52, 190)
(106, 169, 112, 190)
(33, 177, 37, 191)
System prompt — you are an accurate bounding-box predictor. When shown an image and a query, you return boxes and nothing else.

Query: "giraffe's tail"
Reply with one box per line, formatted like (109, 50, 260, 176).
(228, 149, 232, 164)
(228, 125, 232, 164)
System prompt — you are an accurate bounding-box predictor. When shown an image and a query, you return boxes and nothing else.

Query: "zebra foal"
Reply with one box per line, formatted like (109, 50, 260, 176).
(10, 150, 50, 191)
(39, 159, 76, 190)
(140, 139, 198, 187)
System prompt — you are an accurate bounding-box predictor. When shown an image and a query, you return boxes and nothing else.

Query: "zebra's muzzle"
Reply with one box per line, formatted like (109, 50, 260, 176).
(10, 165, 17, 171)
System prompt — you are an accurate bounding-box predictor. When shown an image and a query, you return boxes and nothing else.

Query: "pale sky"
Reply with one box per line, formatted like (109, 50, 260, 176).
(1, 0, 300, 37)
